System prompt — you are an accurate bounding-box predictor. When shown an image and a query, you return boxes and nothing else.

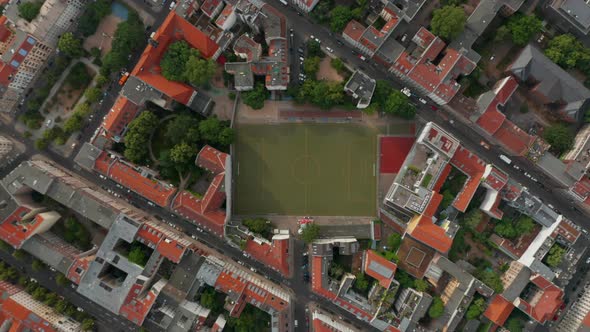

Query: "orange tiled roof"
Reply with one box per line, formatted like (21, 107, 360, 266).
(245, 237, 290, 276)
(130, 12, 219, 104)
(476, 108, 506, 135)
(493, 120, 535, 156)
(484, 295, 514, 326)
(450, 147, 486, 212)
(197, 145, 228, 174)
(119, 283, 159, 326)
(0, 206, 48, 249)
(102, 96, 139, 138)
(363, 250, 397, 288)
(408, 215, 452, 254)
(523, 275, 564, 323)
(343, 20, 365, 42)
(483, 166, 509, 191)
(572, 177, 590, 200)
(171, 191, 225, 236)
(107, 160, 177, 207)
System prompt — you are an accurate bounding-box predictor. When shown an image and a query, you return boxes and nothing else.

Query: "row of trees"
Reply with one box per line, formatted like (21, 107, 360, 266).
(0, 261, 95, 330)
(160, 40, 217, 87)
(243, 218, 272, 239)
(292, 79, 346, 109)
(101, 11, 145, 76)
(370, 80, 416, 119)
(496, 14, 543, 46)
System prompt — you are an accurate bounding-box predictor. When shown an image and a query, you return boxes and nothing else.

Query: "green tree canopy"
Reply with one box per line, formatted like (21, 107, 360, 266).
(465, 298, 486, 320)
(170, 142, 197, 165)
(77, 0, 111, 36)
(383, 90, 416, 119)
(198, 116, 234, 146)
(58, 33, 84, 58)
(66, 63, 92, 88)
(243, 218, 272, 238)
(307, 40, 323, 58)
(18, 1, 43, 22)
(506, 318, 524, 332)
(301, 223, 320, 243)
(545, 34, 590, 69)
(185, 55, 216, 86)
(546, 244, 566, 267)
(161, 41, 198, 81)
(165, 114, 200, 146)
(515, 215, 535, 234)
(81, 318, 95, 331)
(463, 209, 483, 229)
(128, 245, 148, 266)
(124, 111, 159, 164)
(386, 233, 402, 252)
(395, 270, 414, 288)
(413, 279, 429, 292)
(428, 297, 445, 318)
(296, 80, 345, 109)
(242, 83, 268, 110)
(303, 56, 321, 77)
(494, 219, 517, 239)
(354, 273, 370, 292)
(84, 87, 102, 104)
(543, 124, 574, 155)
(430, 6, 466, 40)
(506, 14, 543, 46)
(329, 6, 354, 32)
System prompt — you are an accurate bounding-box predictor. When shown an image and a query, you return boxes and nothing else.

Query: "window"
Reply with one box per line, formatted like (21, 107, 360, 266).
(10, 60, 19, 68)
(18, 48, 27, 56)
(26, 37, 36, 45)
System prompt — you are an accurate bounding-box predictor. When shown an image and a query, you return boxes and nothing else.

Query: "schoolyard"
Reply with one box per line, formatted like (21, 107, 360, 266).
(234, 123, 378, 216)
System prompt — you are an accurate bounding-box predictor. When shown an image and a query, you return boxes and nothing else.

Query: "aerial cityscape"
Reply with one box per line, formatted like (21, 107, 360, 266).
(2, 0, 590, 331)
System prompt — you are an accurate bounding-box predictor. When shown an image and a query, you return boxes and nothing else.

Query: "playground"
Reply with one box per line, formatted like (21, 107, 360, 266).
(234, 123, 378, 216)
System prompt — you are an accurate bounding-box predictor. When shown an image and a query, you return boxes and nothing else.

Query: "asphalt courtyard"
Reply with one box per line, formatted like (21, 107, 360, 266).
(234, 123, 378, 216)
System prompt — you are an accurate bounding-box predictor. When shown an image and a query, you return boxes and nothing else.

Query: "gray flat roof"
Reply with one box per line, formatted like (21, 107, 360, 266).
(559, 0, 590, 29)
(74, 143, 102, 170)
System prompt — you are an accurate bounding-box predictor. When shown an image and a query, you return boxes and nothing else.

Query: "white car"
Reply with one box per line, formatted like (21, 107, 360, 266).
(250, 267, 257, 273)
(326, 47, 334, 53)
(401, 87, 411, 97)
(418, 98, 427, 104)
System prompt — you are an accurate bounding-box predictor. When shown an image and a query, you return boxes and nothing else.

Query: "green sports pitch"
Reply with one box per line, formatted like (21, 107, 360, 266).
(233, 123, 377, 216)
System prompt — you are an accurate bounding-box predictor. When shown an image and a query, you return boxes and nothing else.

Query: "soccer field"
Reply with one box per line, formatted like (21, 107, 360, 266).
(234, 123, 377, 216)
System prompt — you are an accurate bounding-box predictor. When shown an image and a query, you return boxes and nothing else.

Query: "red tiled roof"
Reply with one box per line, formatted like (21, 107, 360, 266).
(363, 250, 397, 288)
(171, 191, 225, 236)
(245, 236, 290, 277)
(0, 16, 13, 43)
(215, 4, 234, 27)
(432, 164, 452, 192)
(408, 215, 452, 254)
(119, 283, 159, 326)
(423, 192, 442, 217)
(484, 295, 514, 326)
(67, 256, 93, 285)
(572, 177, 590, 200)
(342, 20, 365, 42)
(102, 96, 139, 138)
(137, 221, 191, 263)
(312, 256, 337, 300)
(522, 275, 564, 324)
(493, 120, 535, 156)
(197, 145, 228, 174)
(483, 166, 509, 191)
(0, 33, 36, 86)
(583, 311, 590, 328)
(450, 147, 486, 212)
(131, 11, 219, 104)
(107, 160, 177, 207)
(476, 108, 506, 135)
(553, 219, 581, 244)
(201, 0, 223, 17)
(494, 76, 519, 105)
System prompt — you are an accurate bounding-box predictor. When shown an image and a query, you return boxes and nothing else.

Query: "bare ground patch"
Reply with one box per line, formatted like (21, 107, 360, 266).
(317, 57, 344, 82)
(83, 15, 123, 56)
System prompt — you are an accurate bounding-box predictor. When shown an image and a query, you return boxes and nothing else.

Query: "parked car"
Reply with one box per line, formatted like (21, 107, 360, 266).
(401, 87, 411, 97)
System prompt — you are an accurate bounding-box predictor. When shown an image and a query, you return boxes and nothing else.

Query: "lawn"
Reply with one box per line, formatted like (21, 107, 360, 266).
(234, 123, 377, 216)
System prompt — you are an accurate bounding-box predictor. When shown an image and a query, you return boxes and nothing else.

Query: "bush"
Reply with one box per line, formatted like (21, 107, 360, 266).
(242, 83, 268, 110)
(428, 297, 445, 318)
(18, 1, 43, 22)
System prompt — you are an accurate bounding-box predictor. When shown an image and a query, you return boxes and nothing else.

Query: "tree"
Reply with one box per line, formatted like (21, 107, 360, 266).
(31, 259, 45, 272)
(354, 273, 370, 292)
(18, 1, 42, 22)
(307, 40, 323, 58)
(124, 111, 159, 163)
(395, 270, 414, 288)
(242, 83, 268, 110)
(165, 114, 200, 146)
(465, 298, 486, 320)
(507, 14, 543, 46)
(303, 56, 321, 77)
(84, 87, 102, 104)
(81, 318, 95, 331)
(430, 6, 466, 40)
(506, 318, 523, 332)
(329, 6, 354, 32)
(545, 34, 590, 69)
(185, 56, 216, 86)
(296, 80, 344, 109)
(200, 287, 222, 312)
(95, 75, 109, 88)
(44, 292, 59, 307)
(128, 246, 147, 266)
(515, 215, 535, 234)
(198, 116, 233, 146)
(544, 124, 574, 155)
(413, 279, 429, 292)
(32, 287, 47, 301)
(58, 33, 84, 58)
(12, 249, 27, 261)
(160, 40, 200, 82)
(428, 297, 445, 318)
(218, 127, 234, 146)
(55, 299, 68, 313)
(546, 244, 566, 267)
(383, 90, 416, 119)
(301, 223, 320, 243)
(66, 63, 91, 88)
(476, 270, 504, 293)
(170, 142, 196, 165)
(386, 233, 402, 252)
(494, 219, 517, 239)
(495, 25, 511, 42)
(56, 273, 70, 287)
(77, 0, 111, 36)
(463, 209, 483, 230)
(63, 113, 85, 134)
(243, 218, 272, 238)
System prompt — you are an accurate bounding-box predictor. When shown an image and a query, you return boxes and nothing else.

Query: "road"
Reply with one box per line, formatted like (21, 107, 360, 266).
(0, 246, 138, 332)
(2, 1, 590, 331)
